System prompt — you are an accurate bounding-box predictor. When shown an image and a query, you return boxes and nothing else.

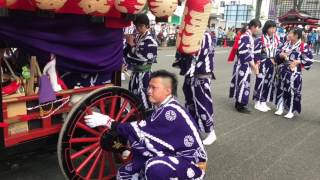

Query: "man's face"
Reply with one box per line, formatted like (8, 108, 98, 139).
(251, 26, 261, 36)
(147, 77, 172, 106)
(287, 31, 294, 41)
(136, 24, 147, 34)
(268, 27, 276, 35)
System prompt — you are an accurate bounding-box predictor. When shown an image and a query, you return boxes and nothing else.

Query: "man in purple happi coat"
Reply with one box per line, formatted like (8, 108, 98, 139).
(124, 14, 158, 110)
(178, 31, 217, 145)
(274, 28, 313, 119)
(253, 20, 279, 112)
(84, 70, 207, 180)
(229, 19, 261, 113)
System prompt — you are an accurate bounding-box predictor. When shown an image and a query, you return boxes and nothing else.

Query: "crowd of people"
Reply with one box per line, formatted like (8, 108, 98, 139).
(307, 29, 320, 55)
(208, 22, 320, 58)
(84, 14, 315, 179)
(206, 25, 237, 47)
(229, 19, 314, 119)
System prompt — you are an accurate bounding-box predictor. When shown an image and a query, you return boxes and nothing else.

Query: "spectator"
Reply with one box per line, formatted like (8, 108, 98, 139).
(209, 23, 215, 33)
(315, 30, 320, 55)
(217, 27, 225, 46)
(226, 28, 233, 40)
(308, 30, 317, 48)
(150, 23, 156, 40)
(277, 25, 287, 45)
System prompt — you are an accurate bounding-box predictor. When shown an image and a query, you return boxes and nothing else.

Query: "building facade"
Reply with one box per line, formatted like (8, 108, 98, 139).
(224, 4, 253, 29)
(209, 0, 271, 29)
(269, 0, 320, 20)
(210, 0, 257, 29)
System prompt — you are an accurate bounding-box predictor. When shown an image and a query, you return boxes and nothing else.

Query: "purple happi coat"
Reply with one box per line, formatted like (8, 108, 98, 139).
(183, 32, 216, 133)
(115, 96, 207, 179)
(275, 40, 313, 113)
(229, 30, 255, 106)
(253, 33, 280, 103)
(274, 41, 287, 108)
(125, 30, 158, 110)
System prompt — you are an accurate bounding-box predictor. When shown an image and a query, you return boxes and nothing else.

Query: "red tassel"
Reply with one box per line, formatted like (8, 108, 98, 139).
(228, 32, 242, 63)
(227, 48, 237, 63)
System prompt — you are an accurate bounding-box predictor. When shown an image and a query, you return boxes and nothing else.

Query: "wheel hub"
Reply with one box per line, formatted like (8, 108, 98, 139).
(100, 129, 127, 153)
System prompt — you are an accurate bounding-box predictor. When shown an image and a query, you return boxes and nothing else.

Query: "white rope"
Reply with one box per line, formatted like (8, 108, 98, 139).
(41, 97, 70, 119)
(27, 96, 70, 111)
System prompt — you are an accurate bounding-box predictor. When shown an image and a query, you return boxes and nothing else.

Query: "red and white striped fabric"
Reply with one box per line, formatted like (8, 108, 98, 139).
(1, 0, 35, 11)
(176, 0, 212, 55)
(28, 0, 114, 15)
(78, 0, 114, 14)
(148, 0, 178, 18)
(114, 0, 146, 14)
(32, 0, 67, 10)
(5, 0, 17, 6)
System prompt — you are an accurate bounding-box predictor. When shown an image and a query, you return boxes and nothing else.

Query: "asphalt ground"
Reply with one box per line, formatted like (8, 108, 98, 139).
(1, 47, 320, 180)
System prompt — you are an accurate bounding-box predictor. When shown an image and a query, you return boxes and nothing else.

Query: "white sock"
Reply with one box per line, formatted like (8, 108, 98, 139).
(284, 111, 294, 119)
(255, 101, 268, 112)
(261, 102, 271, 111)
(203, 130, 217, 146)
(254, 101, 260, 107)
(275, 101, 284, 115)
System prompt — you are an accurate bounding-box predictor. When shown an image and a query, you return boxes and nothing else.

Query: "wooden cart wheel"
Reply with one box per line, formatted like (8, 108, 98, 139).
(57, 87, 144, 180)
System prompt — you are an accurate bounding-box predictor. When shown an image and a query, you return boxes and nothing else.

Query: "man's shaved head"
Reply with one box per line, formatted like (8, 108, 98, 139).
(150, 70, 178, 96)
(161, 77, 173, 92)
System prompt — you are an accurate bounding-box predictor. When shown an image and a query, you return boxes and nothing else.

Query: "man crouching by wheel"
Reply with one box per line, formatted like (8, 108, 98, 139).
(84, 70, 207, 180)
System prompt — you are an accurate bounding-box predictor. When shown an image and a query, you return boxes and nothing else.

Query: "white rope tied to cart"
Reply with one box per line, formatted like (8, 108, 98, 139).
(41, 96, 70, 119)
(27, 96, 70, 119)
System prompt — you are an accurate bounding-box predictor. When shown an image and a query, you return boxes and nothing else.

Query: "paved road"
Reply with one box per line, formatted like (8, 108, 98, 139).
(1, 48, 320, 180)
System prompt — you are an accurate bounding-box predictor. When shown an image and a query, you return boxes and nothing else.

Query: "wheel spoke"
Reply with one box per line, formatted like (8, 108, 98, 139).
(97, 126, 107, 133)
(71, 142, 99, 160)
(107, 152, 117, 175)
(77, 122, 100, 137)
(109, 96, 117, 119)
(69, 137, 99, 144)
(98, 152, 106, 179)
(76, 147, 101, 174)
(121, 108, 137, 123)
(85, 149, 103, 180)
(86, 108, 93, 115)
(59, 88, 143, 180)
(99, 100, 106, 115)
(71, 175, 79, 180)
(115, 99, 129, 121)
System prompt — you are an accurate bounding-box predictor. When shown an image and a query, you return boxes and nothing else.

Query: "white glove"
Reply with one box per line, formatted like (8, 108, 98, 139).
(84, 112, 114, 129)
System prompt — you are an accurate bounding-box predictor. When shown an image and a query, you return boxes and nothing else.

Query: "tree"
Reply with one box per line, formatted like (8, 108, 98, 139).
(293, 0, 304, 10)
(255, 0, 263, 19)
(297, 0, 304, 10)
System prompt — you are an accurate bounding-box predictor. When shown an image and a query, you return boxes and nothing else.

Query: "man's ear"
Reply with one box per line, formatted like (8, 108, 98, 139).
(166, 87, 172, 96)
(162, 78, 172, 96)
